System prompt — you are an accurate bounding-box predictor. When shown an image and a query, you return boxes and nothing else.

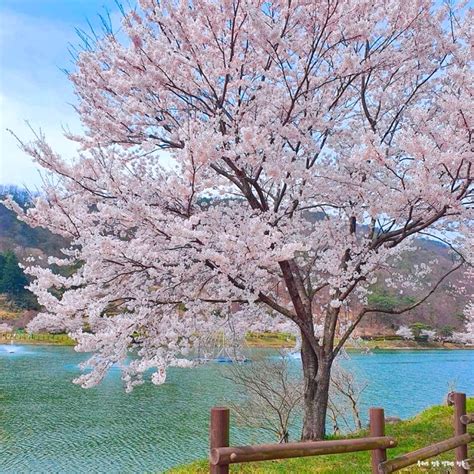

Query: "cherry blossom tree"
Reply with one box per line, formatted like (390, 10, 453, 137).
(396, 326, 414, 340)
(6, 0, 472, 439)
(452, 303, 474, 345)
(0, 323, 12, 334)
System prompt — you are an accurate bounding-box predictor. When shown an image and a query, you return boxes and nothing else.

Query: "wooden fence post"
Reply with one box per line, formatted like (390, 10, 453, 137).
(210, 407, 230, 474)
(370, 407, 386, 474)
(452, 392, 468, 474)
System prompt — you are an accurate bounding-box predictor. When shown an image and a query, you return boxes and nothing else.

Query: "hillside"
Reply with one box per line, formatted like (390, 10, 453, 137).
(0, 185, 66, 259)
(357, 238, 469, 336)
(0, 186, 471, 335)
(0, 186, 65, 327)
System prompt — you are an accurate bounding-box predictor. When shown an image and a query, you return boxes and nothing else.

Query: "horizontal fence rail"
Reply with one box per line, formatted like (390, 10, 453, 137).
(378, 433, 473, 473)
(211, 436, 397, 465)
(209, 392, 473, 474)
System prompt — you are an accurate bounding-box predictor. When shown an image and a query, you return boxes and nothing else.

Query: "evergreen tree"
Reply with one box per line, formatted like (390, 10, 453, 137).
(0, 253, 5, 283)
(0, 250, 28, 297)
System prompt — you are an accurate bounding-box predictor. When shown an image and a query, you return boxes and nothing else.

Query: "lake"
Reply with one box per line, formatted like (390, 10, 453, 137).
(0, 345, 473, 473)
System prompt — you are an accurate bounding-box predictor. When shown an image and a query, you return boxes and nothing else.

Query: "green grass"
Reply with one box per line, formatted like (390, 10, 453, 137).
(350, 339, 468, 351)
(1, 328, 468, 350)
(245, 331, 468, 351)
(245, 331, 296, 348)
(167, 398, 473, 473)
(0, 329, 75, 345)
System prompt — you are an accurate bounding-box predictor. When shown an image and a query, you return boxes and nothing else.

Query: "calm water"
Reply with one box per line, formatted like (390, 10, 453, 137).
(0, 346, 473, 473)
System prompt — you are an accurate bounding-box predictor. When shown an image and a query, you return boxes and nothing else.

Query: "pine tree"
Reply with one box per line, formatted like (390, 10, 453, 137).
(0, 250, 28, 297)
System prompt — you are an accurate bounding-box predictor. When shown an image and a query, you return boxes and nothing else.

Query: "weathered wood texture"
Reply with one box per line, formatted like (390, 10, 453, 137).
(210, 436, 397, 465)
(452, 392, 468, 474)
(208, 392, 472, 474)
(378, 433, 473, 474)
(209, 407, 230, 474)
(370, 407, 387, 473)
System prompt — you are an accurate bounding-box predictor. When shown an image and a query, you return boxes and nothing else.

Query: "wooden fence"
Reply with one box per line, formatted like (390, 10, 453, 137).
(209, 392, 473, 473)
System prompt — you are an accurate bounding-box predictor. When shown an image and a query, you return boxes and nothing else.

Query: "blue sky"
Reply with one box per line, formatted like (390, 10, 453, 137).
(0, 0, 121, 188)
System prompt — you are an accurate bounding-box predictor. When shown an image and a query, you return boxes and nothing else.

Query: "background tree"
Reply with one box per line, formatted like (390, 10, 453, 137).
(6, 0, 472, 439)
(224, 351, 367, 441)
(409, 322, 431, 339)
(327, 361, 368, 435)
(223, 352, 302, 443)
(0, 251, 28, 298)
(0, 323, 12, 334)
(437, 325, 454, 339)
(452, 302, 474, 345)
(396, 326, 414, 340)
(0, 250, 39, 310)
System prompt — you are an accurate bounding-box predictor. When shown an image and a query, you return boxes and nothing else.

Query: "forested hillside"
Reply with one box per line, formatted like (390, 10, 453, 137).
(358, 238, 469, 336)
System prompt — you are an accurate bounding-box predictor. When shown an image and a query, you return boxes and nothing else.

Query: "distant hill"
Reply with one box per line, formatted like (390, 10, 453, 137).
(357, 239, 469, 335)
(0, 185, 66, 259)
(0, 186, 66, 326)
(0, 185, 470, 334)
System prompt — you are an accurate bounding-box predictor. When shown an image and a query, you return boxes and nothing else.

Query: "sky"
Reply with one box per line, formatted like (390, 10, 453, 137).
(0, 0, 121, 188)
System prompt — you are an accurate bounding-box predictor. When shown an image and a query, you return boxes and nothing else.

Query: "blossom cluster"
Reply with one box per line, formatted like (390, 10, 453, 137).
(6, 0, 472, 388)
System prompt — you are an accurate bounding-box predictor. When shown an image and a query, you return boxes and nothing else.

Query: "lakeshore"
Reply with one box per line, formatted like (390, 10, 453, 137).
(1, 345, 473, 472)
(245, 331, 473, 351)
(1, 330, 472, 351)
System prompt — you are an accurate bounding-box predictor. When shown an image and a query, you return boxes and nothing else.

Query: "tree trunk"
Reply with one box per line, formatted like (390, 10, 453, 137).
(300, 333, 332, 440)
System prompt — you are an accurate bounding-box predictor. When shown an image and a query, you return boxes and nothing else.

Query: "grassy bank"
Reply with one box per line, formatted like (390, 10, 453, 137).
(168, 398, 473, 473)
(246, 331, 471, 351)
(246, 331, 296, 348)
(1, 330, 470, 350)
(0, 330, 75, 345)
(345, 339, 471, 351)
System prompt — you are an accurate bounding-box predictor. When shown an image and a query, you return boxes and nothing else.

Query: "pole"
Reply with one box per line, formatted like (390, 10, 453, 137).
(370, 407, 386, 474)
(210, 407, 230, 474)
(452, 393, 468, 474)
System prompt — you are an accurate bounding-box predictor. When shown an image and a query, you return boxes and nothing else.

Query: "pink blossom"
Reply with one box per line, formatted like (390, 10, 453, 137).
(5, 0, 472, 398)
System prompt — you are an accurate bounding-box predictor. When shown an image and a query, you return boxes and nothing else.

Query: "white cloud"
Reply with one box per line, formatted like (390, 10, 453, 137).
(0, 4, 131, 187)
(0, 6, 121, 187)
(0, 91, 81, 189)
(0, 8, 84, 187)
